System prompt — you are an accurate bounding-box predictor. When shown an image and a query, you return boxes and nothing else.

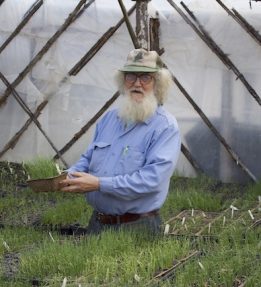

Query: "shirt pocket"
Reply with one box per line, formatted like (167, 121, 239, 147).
(89, 141, 111, 173)
(115, 145, 145, 175)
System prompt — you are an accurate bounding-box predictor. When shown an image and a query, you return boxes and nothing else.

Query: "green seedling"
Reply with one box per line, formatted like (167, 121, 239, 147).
(23, 157, 63, 180)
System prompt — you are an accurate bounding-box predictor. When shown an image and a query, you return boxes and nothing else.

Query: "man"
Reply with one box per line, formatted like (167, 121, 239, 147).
(60, 48, 181, 234)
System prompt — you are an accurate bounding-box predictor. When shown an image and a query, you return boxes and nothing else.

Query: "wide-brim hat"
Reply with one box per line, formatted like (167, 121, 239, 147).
(119, 48, 163, 73)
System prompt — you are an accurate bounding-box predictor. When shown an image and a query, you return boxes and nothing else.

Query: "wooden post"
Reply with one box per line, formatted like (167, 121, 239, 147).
(132, 0, 150, 49)
(149, 12, 160, 52)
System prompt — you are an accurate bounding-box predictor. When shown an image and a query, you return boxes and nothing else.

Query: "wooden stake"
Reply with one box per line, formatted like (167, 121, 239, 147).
(149, 15, 160, 52)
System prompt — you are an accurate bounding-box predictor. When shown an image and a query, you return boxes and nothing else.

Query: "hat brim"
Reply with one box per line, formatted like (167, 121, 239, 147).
(119, 65, 159, 73)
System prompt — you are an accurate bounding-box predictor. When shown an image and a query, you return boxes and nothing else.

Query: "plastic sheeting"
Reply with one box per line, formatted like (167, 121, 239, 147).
(0, 0, 260, 182)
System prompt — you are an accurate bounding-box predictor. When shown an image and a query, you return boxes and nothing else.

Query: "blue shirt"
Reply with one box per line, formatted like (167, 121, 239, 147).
(68, 106, 181, 215)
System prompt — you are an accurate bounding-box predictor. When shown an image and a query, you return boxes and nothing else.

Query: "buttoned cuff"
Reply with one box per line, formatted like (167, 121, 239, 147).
(99, 177, 114, 193)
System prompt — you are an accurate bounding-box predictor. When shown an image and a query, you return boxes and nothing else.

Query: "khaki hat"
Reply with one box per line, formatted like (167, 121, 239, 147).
(120, 48, 163, 73)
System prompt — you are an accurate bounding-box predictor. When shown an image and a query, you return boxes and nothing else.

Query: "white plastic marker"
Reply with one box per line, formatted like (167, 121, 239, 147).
(198, 261, 205, 271)
(134, 274, 140, 282)
(3, 240, 10, 251)
(49, 232, 55, 242)
(248, 210, 254, 220)
(62, 277, 67, 287)
(164, 224, 170, 235)
(230, 205, 239, 218)
(55, 163, 61, 174)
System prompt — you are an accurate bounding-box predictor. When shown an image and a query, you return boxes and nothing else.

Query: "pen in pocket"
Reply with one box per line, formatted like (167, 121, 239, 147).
(123, 145, 129, 155)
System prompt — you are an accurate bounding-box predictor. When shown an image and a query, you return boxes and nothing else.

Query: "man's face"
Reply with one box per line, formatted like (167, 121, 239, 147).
(124, 73, 155, 103)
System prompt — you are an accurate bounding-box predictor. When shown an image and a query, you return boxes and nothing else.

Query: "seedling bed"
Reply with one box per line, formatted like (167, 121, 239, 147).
(0, 161, 260, 286)
(166, 207, 261, 237)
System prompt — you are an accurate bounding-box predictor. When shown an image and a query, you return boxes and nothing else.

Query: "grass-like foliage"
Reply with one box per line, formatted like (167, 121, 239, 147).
(161, 175, 224, 221)
(41, 196, 92, 226)
(23, 157, 62, 180)
(0, 164, 260, 286)
(0, 227, 48, 255)
(17, 230, 191, 286)
(174, 226, 260, 286)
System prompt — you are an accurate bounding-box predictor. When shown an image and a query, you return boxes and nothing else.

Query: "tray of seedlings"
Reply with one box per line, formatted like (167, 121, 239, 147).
(161, 178, 261, 240)
(24, 157, 67, 193)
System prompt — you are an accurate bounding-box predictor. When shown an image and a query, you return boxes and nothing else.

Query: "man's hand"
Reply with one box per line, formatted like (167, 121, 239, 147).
(59, 172, 99, 193)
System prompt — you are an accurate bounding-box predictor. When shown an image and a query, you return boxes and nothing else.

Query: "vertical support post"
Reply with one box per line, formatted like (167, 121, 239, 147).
(149, 11, 160, 52)
(133, 0, 150, 49)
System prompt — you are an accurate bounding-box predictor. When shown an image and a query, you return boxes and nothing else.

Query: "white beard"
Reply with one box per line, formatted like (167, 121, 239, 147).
(118, 89, 158, 123)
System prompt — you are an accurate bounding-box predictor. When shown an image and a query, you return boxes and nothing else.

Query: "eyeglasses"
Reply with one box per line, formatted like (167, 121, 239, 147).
(124, 73, 154, 85)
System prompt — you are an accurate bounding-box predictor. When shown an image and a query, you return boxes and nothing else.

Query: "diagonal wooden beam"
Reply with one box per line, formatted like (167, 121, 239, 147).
(0, 0, 96, 160)
(170, 71, 257, 182)
(0, 0, 89, 107)
(0, 100, 48, 159)
(215, 0, 261, 46)
(166, 0, 261, 106)
(181, 143, 204, 173)
(153, 250, 201, 280)
(159, 49, 257, 181)
(69, 3, 136, 75)
(0, 4, 135, 160)
(118, 0, 139, 48)
(0, 0, 43, 54)
(0, 72, 68, 167)
(231, 7, 261, 45)
(53, 91, 120, 160)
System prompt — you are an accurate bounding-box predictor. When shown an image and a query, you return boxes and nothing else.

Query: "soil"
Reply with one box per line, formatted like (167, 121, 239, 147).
(2, 252, 20, 279)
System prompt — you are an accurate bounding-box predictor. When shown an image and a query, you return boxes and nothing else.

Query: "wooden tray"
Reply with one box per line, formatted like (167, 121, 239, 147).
(27, 173, 67, 192)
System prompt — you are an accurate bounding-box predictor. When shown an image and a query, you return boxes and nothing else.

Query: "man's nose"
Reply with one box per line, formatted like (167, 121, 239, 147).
(134, 76, 142, 86)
